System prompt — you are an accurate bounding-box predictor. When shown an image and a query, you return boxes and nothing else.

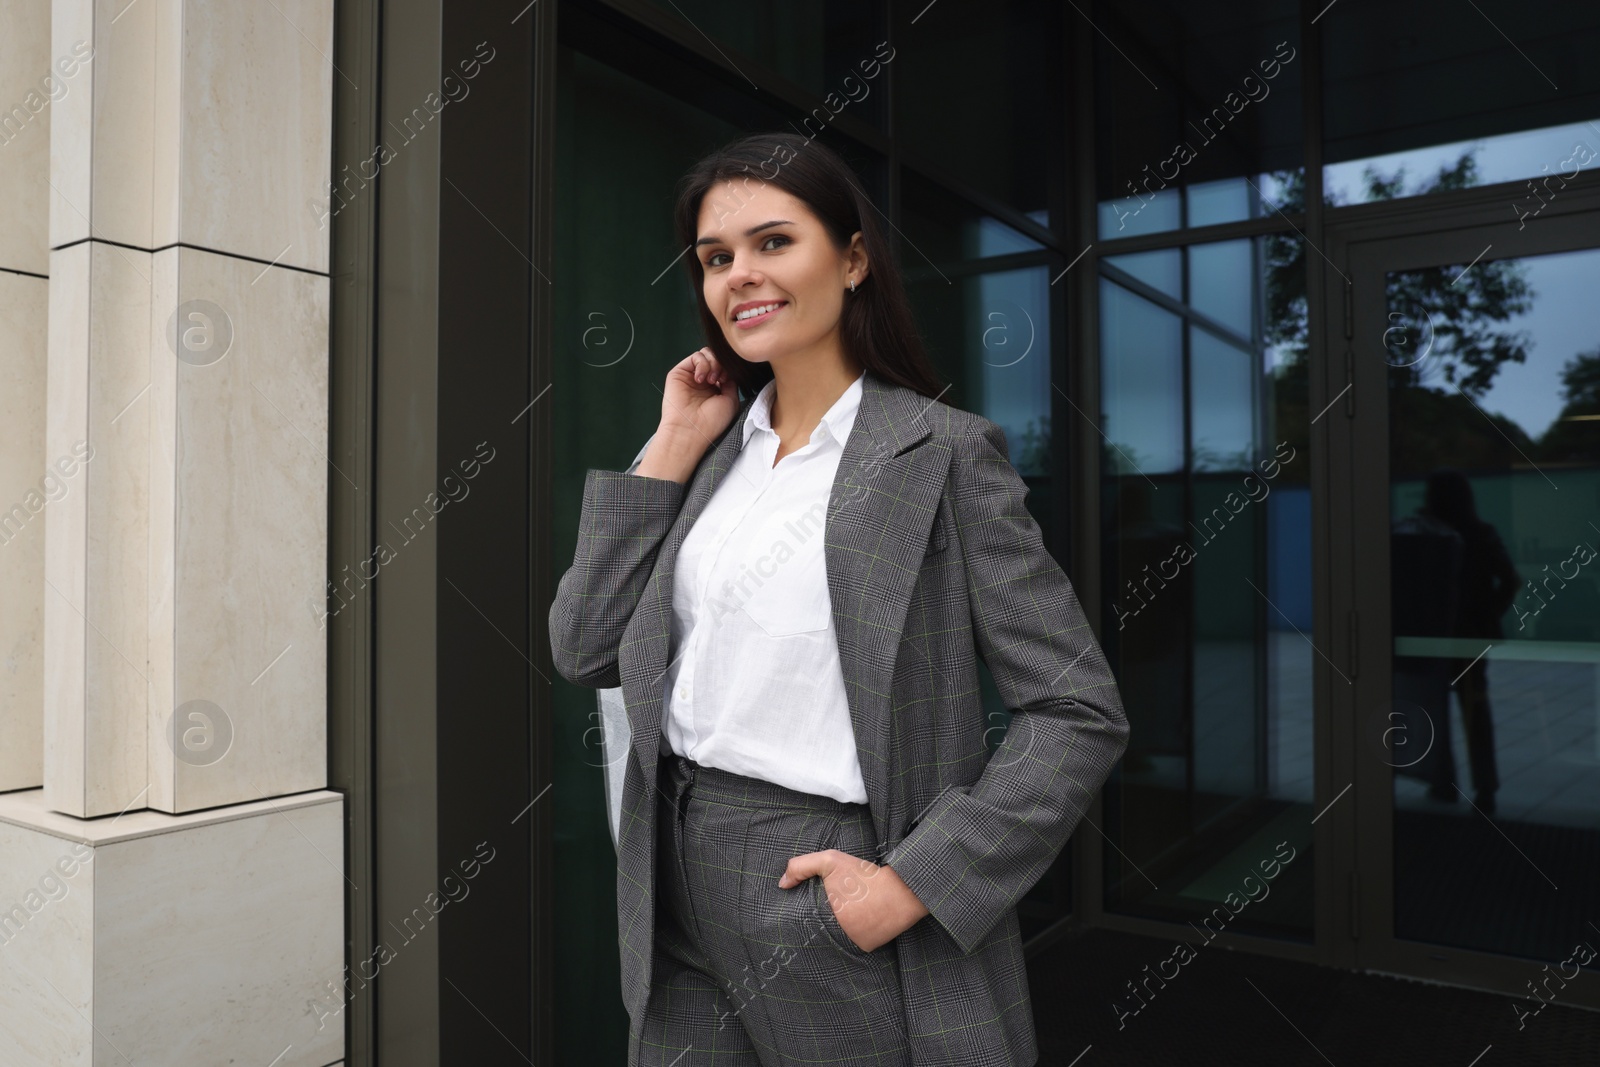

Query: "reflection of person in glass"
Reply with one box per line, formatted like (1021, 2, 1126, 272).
(1420, 469, 1520, 815)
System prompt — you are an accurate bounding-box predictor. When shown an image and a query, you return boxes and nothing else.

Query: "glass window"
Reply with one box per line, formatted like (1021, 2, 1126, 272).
(894, 0, 1062, 218)
(1100, 278, 1184, 475)
(902, 170, 1045, 264)
(1099, 233, 1314, 941)
(1093, 0, 1304, 238)
(902, 212, 1063, 936)
(1104, 248, 1182, 301)
(1190, 328, 1256, 471)
(1098, 184, 1182, 239)
(641, 0, 888, 127)
(1324, 119, 1600, 207)
(906, 262, 1053, 476)
(972, 267, 1052, 476)
(1322, 0, 1600, 206)
(1189, 240, 1256, 338)
(1187, 176, 1255, 227)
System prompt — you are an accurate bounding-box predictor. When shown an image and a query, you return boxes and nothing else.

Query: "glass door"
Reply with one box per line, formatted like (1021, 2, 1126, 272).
(1338, 189, 1600, 1003)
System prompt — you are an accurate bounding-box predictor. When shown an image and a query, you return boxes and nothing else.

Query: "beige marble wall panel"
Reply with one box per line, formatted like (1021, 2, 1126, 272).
(50, 0, 148, 249)
(0, 788, 344, 1066)
(0, 0, 54, 276)
(52, 0, 332, 270)
(44, 241, 152, 818)
(0, 273, 49, 792)
(93, 796, 344, 1064)
(148, 246, 328, 813)
(0, 817, 95, 1067)
(47, 0, 91, 250)
(89, 0, 154, 249)
(157, 0, 333, 272)
(41, 243, 89, 813)
(146, 250, 177, 805)
(0, 781, 337, 841)
(150, 0, 181, 255)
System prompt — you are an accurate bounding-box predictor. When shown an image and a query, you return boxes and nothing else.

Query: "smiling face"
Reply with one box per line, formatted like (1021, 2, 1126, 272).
(695, 179, 867, 369)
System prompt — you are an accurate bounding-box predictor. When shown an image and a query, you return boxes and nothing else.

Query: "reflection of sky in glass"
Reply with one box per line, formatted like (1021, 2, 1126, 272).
(1188, 240, 1254, 338)
(1432, 248, 1600, 443)
(966, 207, 1056, 259)
(1101, 237, 1277, 474)
(971, 214, 1044, 257)
(1096, 172, 1297, 239)
(1325, 118, 1600, 206)
(1100, 278, 1183, 474)
(1190, 327, 1256, 470)
(971, 268, 1050, 470)
(1100, 186, 1180, 238)
(964, 216, 1051, 468)
(1106, 248, 1181, 299)
(1264, 337, 1297, 376)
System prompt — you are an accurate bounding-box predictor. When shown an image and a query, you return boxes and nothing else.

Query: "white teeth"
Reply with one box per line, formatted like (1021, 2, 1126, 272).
(736, 302, 783, 321)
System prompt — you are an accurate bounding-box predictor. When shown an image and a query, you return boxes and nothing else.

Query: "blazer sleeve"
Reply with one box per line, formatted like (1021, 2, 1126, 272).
(879, 415, 1131, 956)
(548, 447, 684, 689)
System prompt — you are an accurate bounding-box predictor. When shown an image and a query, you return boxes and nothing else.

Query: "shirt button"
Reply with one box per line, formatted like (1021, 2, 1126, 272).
(676, 686, 688, 700)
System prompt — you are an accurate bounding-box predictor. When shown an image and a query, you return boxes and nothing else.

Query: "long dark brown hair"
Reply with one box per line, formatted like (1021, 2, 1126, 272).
(673, 132, 946, 401)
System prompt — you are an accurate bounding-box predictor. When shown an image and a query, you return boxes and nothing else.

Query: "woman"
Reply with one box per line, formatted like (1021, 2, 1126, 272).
(549, 132, 1130, 1067)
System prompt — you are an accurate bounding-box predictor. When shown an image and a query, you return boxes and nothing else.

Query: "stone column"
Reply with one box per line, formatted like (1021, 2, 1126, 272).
(45, 0, 333, 819)
(0, 1, 346, 1063)
(0, 0, 53, 794)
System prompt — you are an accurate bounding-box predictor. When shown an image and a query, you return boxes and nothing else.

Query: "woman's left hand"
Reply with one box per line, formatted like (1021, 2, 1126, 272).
(777, 850, 930, 952)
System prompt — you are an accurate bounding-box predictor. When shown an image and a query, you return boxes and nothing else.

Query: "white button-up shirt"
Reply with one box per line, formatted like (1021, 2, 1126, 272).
(661, 371, 868, 804)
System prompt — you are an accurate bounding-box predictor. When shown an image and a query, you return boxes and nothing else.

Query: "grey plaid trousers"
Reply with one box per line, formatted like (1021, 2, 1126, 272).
(631, 750, 911, 1066)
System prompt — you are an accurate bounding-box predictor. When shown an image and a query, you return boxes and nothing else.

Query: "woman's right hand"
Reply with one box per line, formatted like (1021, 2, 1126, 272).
(661, 347, 739, 440)
(634, 348, 740, 483)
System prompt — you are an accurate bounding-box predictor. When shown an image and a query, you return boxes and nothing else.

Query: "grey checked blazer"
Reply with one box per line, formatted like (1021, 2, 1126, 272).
(549, 369, 1130, 1067)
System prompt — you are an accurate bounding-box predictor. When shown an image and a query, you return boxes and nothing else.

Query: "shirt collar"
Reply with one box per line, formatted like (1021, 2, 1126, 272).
(743, 370, 867, 450)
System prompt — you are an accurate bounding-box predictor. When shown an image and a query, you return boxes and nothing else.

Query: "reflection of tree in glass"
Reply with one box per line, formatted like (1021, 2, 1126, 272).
(1382, 259, 1533, 397)
(1539, 346, 1600, 463)
(1015, 413, 1051, 476)
(1190, 443, 1254, 472)
(1103, 442, 1155, 478)
(1260, 150, 1536, 475)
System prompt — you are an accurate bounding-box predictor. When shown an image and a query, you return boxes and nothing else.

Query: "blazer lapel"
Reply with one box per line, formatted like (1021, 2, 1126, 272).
(825, 374, 953, 848)
(619, 370, 954, 845)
